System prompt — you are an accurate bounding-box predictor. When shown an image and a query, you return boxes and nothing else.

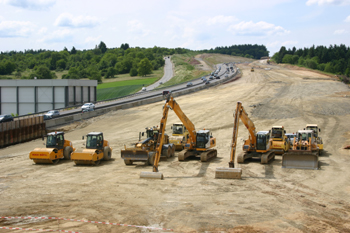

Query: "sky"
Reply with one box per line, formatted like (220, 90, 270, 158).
(0, 0, 350, 56)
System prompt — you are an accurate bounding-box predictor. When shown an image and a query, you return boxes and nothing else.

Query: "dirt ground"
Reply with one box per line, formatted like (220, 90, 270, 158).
(1, 57, 350, 232)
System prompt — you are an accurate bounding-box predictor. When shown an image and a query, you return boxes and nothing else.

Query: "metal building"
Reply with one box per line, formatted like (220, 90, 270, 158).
(0, 79, 97, 116)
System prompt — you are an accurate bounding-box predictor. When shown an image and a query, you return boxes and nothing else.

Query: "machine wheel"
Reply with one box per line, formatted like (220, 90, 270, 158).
(63, 146, 73, 160)
(103, 147, 112, 161)
(52, 159, 60, 164)
(124, 160, 133, 165)
(148, 154, 155, 166)
(166, 147, 171, 158)
(171, 145, 175, 157)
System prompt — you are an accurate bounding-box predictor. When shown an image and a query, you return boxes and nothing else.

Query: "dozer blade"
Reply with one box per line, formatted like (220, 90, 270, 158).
(282, 151, 318, 170)
(121, 150, 149, 162)
(215, 167, 242, 179)
(140, 172, 164, 179)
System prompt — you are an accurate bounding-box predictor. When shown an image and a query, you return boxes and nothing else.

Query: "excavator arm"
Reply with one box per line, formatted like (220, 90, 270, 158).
(229, 102, 257, 167)
(167, 96, 197, 150)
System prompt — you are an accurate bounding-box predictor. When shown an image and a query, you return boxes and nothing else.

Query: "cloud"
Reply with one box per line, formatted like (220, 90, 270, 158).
(2, 0, 55, 10)
(127, 19, 152, 37)
(306, 0, 350, 6)
(0, 20, 36, 37)
(345, 15, 350, 22)
(39, 29, 73, 43)
(55, 13, 100, 28)
(207, 15, 237, 26)
(228, 21, 290, 36)
(334, 29, 348, 34)
(85, 36, 102, 44)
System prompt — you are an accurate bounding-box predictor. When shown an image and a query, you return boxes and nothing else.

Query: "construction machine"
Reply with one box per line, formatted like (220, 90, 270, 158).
(29, 132, 75, 164)
(251, 67, 254, 72)
(282, 129, 319, 169)
(270, 126, 290, 155)
(121, 126, 174, 166)
(140, 95, 217, 179)
(169, 123, 189, 151)
(305, 124, 323, 155)
(71, 132, 112, 165)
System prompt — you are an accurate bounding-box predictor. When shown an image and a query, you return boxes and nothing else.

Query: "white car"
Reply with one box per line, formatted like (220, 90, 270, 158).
(81, 103, 95, 110)
(45, 110, 60, 118)
(142, 87, 146, 91)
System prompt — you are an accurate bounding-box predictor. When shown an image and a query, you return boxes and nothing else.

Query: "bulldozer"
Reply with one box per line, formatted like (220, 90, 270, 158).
(121, 126, 175, 166)
(29, 132, 75, 164)
(305, 124, 323, 155)
(169, 123, 189, 151)
(140, 95, 217, 179)
(282, 129, 319, 170)
(71, 132, 112, 165)
(270, 126, 290, 155)
(215, 102, 274, 179)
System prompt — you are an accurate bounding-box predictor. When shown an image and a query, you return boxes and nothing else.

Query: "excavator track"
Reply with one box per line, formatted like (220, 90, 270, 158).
(237, 152, 254, 163)
(200, 149, 217, 162)
(260, 151, 275, 164)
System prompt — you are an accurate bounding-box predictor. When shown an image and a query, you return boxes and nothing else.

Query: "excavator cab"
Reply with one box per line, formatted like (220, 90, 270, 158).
(196, 130, 211, 149)
(256, 131, 270, 151)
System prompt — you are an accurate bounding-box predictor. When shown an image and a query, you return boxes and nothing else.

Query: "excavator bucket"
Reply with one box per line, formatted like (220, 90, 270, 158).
(215, 167, 242, 179)
(282, 151, 319, 170)
(139, 171, 164, 179)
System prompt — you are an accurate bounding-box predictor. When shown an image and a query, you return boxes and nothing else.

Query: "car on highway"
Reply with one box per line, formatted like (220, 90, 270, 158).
(81, 103, 95, 110)
(186, 82, 193, 87)
(216, 76, 221, 79)
(0, 114, 14, 123)
(142, 87, 146, 91)
(201, 76, 206, 80)
(205, 80, 210, 85)
(159, 81, 163, 84)
(209, 76, 214, 80)
(202, 78, 207, 83)
(45, 110, 60, 118)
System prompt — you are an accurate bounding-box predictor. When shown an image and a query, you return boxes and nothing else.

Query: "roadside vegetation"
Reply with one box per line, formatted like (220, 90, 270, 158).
(272, 44, 350, 83)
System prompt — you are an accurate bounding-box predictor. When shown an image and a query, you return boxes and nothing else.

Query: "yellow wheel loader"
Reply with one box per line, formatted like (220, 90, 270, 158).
(29, 132, 75, 164)
(270, 126, 290, 155)
(282, 129, 319, 170)
(71, 132, 112, 165)
(169, 123, 189, 151)
(305, 124, 323, 155)
(121, 126, 175, 166)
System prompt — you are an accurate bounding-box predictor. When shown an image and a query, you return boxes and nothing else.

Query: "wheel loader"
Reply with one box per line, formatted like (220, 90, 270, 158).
(169, 123, 189, 151)
(29, 132, 75, 164)
(71, 132, 112, 165)
(305, 124, 323, 155)
(270, 126, 290, 155)
(121, 126, 175, 166)
(282, 129, 319, 170)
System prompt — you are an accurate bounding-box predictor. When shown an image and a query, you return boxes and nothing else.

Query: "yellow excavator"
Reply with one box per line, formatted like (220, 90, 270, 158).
(282, 129, 319, 170)
(270, 126, 290, 155)
(29, 132, 75, 164)
(140, 95, 217, 179)
(169, 123, 189, 151)
(215, 102, 275, 179)
(305, 124, 323, 155)
(71, 132, 112, 165)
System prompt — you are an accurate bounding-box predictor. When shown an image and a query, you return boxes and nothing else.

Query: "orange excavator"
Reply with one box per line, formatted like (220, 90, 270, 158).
(140, 95, 217, 179)
(215, 102, 274, 179)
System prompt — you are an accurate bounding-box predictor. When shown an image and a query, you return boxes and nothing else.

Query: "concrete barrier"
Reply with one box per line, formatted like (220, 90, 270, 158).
(46, 70, 238, 128)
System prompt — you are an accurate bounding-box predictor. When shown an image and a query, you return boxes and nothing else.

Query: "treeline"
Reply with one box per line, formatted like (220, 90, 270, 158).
(272, 44, 350, 79)
(200, 44, 269, 59)
(0, 42, 189, 83)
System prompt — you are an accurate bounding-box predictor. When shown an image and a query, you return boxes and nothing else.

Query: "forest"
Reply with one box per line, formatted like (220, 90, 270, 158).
(272, 44, 350, 81)
(0, 42, 189, 83)
(200, 44, 269, 59)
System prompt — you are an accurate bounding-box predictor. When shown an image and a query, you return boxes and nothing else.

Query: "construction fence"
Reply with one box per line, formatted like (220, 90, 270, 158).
(0, 116, 46, 148)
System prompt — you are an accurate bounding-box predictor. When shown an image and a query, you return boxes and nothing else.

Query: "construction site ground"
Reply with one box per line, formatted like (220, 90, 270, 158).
(1, 55, 350, 232)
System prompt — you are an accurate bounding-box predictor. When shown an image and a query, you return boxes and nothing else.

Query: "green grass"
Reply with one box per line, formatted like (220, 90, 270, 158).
(97, 78, 157, 89)
(97, 85, 145, 101)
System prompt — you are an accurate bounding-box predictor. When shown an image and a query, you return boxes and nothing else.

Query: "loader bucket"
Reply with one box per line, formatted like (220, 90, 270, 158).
(140, 172, 164, 179)
(121, 149, 149, 162)
(215, 167, 242, 179)
(282, 151, 318, 170)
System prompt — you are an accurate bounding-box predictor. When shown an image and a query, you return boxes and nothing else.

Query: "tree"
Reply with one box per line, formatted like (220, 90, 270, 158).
(31, 65, 56, 79)
(71, 46, 77, 55)
(129, 67, 138, 76)
(56, 59, 66, 70)
(105, 67, 117, 79)
(138, 58, 153, 76)
(98, 41, 107, 53)
(68, 67, 79, 79)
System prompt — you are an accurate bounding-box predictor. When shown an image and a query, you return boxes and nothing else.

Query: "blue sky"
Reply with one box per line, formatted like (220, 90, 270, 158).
(0, 0, 349, 56)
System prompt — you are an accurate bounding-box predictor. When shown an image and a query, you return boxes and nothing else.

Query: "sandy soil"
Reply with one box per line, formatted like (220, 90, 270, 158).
(1, 59, 350, 233)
